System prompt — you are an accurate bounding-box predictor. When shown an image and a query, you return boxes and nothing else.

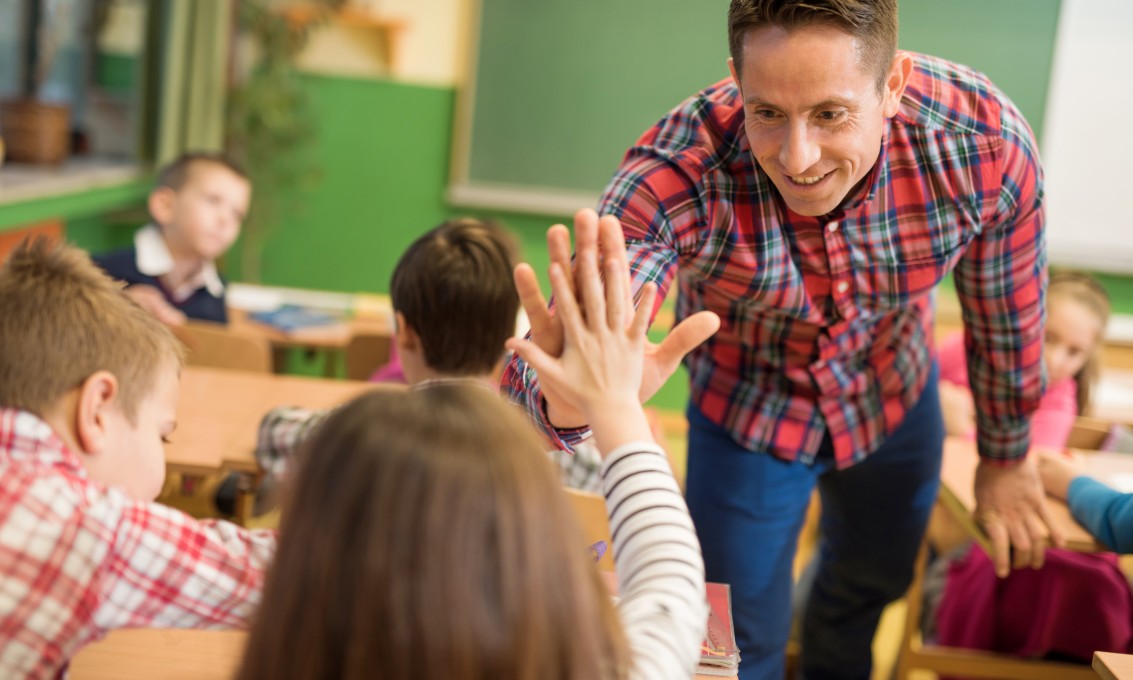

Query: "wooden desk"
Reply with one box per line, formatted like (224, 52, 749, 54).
(893, 438, 1125, 679)
(1095, 651, 1133, 680)
(165, 366, 383, 476)
(1093, 369, 1133, 426)
(69, 627, 728, 679)
(938, 438, 1110, 553)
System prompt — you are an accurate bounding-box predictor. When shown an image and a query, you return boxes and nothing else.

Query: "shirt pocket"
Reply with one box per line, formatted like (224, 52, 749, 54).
(850, 220, 973, 315)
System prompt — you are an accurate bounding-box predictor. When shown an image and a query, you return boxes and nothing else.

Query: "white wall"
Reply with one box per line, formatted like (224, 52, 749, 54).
(1042, 0, 1133, 274)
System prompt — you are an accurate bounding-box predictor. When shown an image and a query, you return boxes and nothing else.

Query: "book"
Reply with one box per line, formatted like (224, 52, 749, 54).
(699, 582, 740, 676)
(248, 304, 344, 333)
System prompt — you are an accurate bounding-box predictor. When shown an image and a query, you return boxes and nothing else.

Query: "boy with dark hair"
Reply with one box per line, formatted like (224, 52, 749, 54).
(255, 218, 606, 492)
(0, 240, 275, 678)
(94, 151, 251, 325)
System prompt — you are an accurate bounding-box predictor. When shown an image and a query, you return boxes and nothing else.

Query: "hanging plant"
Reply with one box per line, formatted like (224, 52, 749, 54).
(225, 0, 346, 282)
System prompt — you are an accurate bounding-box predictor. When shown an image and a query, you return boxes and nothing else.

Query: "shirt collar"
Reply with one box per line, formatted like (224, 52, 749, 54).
(134, 224, 225, 300)
(0, 408, 87, 476)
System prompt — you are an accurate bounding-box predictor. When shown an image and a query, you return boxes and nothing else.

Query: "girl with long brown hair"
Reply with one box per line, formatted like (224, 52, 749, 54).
(237, 218, 710, 679)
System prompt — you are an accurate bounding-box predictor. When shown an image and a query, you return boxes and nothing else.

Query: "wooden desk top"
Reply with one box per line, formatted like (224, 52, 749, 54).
(69, 628, 727, 679)
(227, 308, 391, 351)
(1094, 651, 1133, 680)
(939, 438, 1129, 553)
(165, 366, 384, 475)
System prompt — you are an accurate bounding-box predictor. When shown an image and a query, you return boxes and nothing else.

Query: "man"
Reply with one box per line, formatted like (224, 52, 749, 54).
(505, 1, 1058, 678)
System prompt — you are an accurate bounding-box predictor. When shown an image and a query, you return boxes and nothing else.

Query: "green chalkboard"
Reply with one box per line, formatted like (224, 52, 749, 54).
(453, 0, 1060, 212)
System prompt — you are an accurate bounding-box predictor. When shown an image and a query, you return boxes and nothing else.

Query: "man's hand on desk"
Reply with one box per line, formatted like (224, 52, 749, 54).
(515, 208, 719, 429)
(973, 457, 1065, 578)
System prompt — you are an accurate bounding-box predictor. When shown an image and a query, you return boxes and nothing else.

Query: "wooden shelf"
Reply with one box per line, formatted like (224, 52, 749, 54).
(279, 4, 407, 73)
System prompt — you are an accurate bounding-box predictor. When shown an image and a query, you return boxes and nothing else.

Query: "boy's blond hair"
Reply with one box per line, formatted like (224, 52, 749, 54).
(0, 239, 184, 423)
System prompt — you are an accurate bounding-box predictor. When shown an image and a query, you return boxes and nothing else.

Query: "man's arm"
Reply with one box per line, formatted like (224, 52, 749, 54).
(956, 93, 1060, 576)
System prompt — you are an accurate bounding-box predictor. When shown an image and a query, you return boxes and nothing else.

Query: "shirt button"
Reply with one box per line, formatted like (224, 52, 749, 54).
(836, 281, 849, 294)
(827, 221, 839, 233)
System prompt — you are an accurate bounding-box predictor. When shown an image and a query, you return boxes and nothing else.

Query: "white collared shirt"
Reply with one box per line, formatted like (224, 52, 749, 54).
(134, 224, 225, 303)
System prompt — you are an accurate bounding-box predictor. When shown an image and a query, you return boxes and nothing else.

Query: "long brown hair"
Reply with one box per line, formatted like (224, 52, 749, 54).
(237, 386, 629, 680)
(1048, 269, 1111, 414)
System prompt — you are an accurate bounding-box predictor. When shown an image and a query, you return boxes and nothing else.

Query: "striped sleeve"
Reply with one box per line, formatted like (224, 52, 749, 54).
(602, 442, 707, 680)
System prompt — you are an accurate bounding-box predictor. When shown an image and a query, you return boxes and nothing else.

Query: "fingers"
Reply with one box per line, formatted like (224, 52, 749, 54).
(654, 311, 722, 367)
(981, 511, 1012, 578)
(630, 283, 658, 338)
(575, 235, 606, 333)
(1006, 518, 1034, 570)
(506, 337, 567, 395)
(604, 254, 626, 330)
(549, 263, 584, 344)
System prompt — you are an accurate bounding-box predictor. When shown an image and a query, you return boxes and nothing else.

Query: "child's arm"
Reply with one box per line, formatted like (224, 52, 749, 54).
(508, 214, 711, 679)
(1039, 451, 1133, 553)
(255, 406, 333, 479)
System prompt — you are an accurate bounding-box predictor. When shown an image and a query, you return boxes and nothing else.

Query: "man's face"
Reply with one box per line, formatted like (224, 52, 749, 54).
(731, 24, 907, 217)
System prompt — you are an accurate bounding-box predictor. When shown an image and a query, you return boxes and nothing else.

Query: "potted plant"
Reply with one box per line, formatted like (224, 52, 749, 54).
(0, 0, 72, 165)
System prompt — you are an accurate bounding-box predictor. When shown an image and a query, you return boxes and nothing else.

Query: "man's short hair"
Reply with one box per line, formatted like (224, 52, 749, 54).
(156, 151, 247, 191)
(728, 0, 899, 92)
(0, 239, 184, 422)
(390, 219, 520, 376)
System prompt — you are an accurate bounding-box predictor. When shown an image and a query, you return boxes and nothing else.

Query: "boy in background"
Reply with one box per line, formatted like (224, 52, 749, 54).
(0, 240, 275, 679)
(94, 151, 251, 325)
(256, 218, 606, 493)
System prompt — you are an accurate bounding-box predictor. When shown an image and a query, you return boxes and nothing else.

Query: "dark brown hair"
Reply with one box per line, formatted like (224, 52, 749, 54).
(155, 151, 247, 191)
(727, 0, 899, 90)
(1048, 269, 1111, 413)
(0, 238, 183, 422)
(390, 219, 520, 376)
(237, 386, 630, 680)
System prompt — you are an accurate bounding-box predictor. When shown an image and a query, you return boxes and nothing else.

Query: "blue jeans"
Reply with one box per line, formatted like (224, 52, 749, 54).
(685, 366, 943, 680)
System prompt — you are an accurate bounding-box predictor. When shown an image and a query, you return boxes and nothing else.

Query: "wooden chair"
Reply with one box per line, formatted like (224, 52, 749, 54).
(176, 321, 272, 373)
(342, 330, 393, 381)
(564, 488, 615, 572)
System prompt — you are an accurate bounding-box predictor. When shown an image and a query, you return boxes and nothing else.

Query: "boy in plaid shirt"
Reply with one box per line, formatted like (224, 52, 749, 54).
(0, 240, 275, 679)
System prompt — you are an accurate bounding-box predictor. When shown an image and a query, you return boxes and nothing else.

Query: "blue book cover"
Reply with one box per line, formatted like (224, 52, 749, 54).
(248, 304, 342, 332)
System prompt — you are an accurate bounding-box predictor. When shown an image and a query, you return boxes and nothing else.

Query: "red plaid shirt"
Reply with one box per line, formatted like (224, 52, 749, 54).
(0, 409, 276, 679)
(505, 53, 1046, 467)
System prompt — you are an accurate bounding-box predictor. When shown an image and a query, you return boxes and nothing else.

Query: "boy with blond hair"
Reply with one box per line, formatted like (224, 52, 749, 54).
(94, 151, 251, 325)
(0, 240, 274, 679)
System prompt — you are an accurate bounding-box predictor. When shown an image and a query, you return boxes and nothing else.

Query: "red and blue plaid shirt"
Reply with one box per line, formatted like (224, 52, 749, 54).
(505, 53, 1046, 467)
(0, 409, 276, 679)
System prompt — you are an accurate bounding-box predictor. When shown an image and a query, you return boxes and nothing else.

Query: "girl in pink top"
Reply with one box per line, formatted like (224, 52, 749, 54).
(938, 270, 1111, 448)
(931, 271, 1123, 665)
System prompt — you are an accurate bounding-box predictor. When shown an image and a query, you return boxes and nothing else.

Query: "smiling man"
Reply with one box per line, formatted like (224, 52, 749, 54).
(504, 1, 1053, 679)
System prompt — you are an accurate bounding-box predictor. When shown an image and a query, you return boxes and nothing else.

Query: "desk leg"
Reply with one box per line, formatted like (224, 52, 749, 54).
(232, 473, 259, 528)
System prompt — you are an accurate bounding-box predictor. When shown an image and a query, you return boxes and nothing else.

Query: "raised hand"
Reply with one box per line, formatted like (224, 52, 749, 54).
(508, 230, 655, 452)
(513, 209, 719, 429)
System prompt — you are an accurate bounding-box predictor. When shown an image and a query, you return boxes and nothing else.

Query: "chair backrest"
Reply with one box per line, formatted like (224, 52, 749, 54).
(564, 487, 614, 572)
(1067, 416, 1112, 451)
(343, 330, 393, 381)
(176, 321, 273, 373)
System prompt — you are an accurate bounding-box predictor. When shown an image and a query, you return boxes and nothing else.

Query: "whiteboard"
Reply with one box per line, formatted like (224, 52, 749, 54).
(1042, 0, 1133, 274)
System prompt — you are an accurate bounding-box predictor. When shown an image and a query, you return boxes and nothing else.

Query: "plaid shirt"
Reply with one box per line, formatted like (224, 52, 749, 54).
(505, 53, 1046, 467)
(0, 409, 276, 680)
(257, 406, 605, 493)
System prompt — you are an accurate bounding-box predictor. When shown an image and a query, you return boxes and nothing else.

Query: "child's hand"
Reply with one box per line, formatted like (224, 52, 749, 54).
(1036, 449, 1084, 500)
(513, 209, 719, 429)
(939, 380, 975, 437)
(125, 284, 187, 326)
(508, 221, 657, 453)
